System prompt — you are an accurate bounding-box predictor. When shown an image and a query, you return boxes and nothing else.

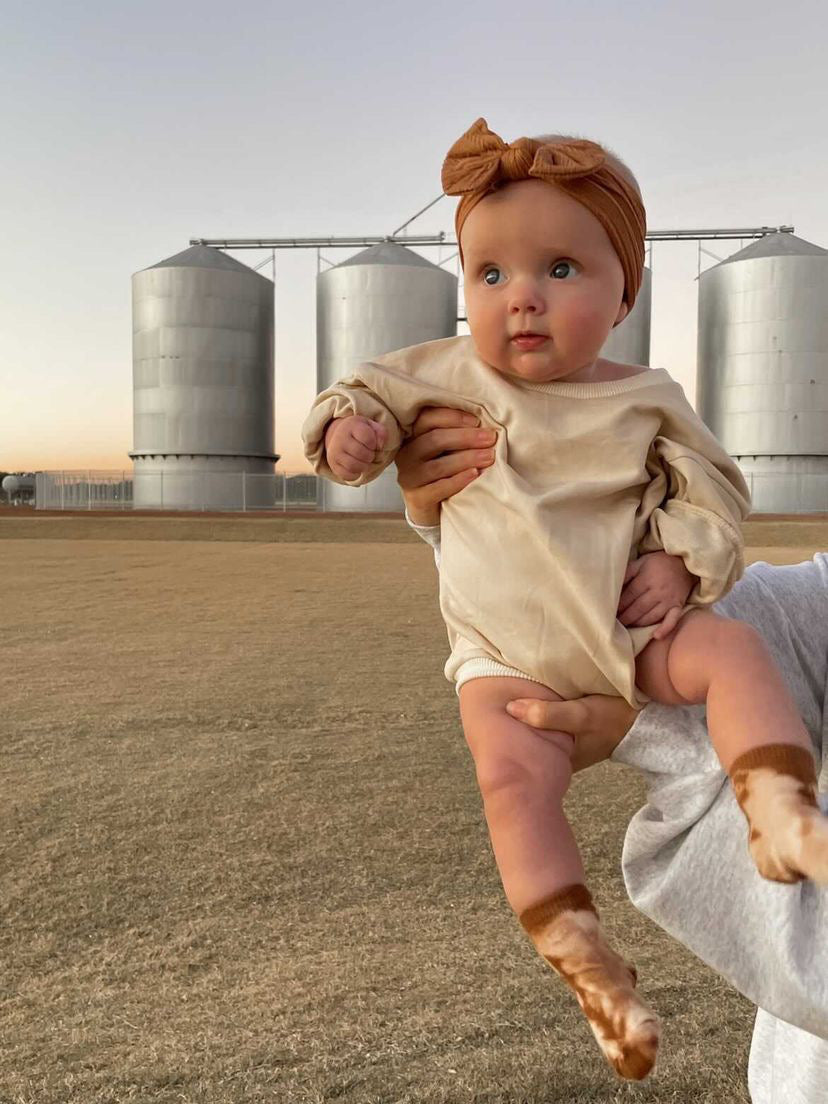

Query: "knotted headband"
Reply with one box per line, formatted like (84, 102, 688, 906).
(442, 118, 646, 309)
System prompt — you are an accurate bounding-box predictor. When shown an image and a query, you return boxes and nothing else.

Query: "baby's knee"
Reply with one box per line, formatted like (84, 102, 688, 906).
(460, 691, 573, 801)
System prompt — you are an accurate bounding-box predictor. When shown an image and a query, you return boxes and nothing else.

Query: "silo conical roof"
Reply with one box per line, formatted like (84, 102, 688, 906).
(141, 244, 269, 278)
(334, 241, 443, 270)
(714, 232, 828, 268)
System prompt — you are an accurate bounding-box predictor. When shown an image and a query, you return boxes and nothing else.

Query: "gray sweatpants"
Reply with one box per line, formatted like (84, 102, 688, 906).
(615, 554, 828, 1101)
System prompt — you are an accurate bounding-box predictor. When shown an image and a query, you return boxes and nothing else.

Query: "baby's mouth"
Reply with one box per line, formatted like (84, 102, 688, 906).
(511, 333, 549, 350)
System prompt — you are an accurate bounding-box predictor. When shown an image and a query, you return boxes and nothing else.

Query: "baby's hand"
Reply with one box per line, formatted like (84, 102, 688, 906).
(618, 550, 695, 640)
(324, 415, 388, 481)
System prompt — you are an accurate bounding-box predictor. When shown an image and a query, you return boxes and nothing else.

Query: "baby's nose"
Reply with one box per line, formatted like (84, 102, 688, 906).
(508, 279, 545, 313)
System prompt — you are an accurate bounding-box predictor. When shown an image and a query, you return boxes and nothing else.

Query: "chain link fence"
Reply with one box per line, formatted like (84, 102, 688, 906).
(34, 471, 322, 512)
(30, 467, 828, 514)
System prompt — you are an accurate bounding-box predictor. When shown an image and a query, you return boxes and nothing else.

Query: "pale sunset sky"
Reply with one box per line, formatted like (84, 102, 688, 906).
(2, 0, 826, 473)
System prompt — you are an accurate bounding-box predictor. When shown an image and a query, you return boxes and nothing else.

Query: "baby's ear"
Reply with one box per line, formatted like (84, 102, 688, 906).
(614, 301, 630, 327)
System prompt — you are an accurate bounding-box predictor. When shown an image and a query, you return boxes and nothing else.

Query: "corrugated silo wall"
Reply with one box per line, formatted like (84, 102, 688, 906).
(316, 247, 458, 512)
(697, 239, 828, 513)
(131, 246, 275, 511)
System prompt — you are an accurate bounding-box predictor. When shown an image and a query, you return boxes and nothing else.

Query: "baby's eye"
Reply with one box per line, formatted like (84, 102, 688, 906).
(482, 267, 504, 286)
(550, 261, 577, 280)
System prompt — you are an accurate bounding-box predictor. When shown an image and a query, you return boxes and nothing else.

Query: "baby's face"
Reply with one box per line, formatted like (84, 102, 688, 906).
(461, 179, 629, 384)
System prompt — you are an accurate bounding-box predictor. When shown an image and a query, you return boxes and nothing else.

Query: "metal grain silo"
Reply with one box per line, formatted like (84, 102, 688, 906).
(316, 242, 458, 511)
(697, 232, 828, 513)
(600, 265, 652, 365)
(130, 245, 276, 510)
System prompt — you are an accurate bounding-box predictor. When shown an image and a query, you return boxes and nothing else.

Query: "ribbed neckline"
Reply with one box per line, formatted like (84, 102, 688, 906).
(514, 367, 670, 399)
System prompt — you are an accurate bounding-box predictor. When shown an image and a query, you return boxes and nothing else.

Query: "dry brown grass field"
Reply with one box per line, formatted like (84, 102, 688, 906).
(1, 513, 826, 1104)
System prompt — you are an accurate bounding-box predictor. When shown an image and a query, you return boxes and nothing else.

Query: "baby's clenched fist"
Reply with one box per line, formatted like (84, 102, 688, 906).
(324, 415, 389, 480)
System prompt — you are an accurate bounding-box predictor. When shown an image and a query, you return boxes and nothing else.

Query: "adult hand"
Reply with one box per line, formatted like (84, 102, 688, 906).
(506, 694, 640, 773)
(395, 407, 497, 526)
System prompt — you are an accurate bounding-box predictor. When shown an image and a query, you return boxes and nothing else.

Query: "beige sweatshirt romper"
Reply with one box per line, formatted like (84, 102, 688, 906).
(302, 335, 751, 707)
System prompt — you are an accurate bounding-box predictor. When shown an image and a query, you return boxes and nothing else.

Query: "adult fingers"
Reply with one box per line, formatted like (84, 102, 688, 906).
(397, 442, 494, 491)
(410, 406, 480, 436)
(404, 426, 496, 465)
(426, 448, 495, 482)
(413, 467, 480, 506)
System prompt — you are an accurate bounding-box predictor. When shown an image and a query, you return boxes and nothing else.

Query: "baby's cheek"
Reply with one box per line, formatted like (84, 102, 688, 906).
(569, 300, 615, 340)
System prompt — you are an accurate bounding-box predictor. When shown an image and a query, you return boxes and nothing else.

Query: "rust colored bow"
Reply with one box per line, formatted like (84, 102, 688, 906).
(442, 118, 606, 196)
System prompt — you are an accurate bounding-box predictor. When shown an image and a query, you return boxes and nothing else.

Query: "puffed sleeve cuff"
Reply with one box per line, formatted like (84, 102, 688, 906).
(301, 382, 405, 487)
(639, 498, 745, 606)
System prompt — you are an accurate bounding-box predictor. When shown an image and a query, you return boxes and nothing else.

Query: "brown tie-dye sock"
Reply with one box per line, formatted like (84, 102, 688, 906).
(518, 884, 660, 1081)
(729, 743, 828, 884)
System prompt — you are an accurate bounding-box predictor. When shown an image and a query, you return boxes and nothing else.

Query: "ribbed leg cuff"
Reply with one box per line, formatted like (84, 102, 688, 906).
(518, 883, 597, 934)
(728, 743, 817, 786)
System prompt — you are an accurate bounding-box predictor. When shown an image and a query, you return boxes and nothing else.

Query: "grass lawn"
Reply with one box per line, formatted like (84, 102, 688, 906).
(1, 515, 824, 1102)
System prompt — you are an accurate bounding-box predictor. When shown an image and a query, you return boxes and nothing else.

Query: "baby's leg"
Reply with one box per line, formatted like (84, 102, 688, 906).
(637, 610, 828, 883)
(460, 676, 659, 1080)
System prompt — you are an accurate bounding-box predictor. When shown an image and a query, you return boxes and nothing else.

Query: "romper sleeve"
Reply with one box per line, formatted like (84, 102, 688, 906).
(636, 393, 752, 607)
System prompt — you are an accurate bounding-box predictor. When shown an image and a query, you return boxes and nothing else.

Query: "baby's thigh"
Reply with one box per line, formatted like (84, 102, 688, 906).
(459, 677, 573, 797)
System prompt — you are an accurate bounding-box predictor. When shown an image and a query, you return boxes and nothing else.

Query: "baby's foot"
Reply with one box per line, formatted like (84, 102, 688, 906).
(730, 744, 828, 884)
(520, 889, 660, 1080)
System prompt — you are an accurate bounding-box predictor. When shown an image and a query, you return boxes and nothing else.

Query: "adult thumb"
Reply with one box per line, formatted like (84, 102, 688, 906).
(506, 697, 589, 735)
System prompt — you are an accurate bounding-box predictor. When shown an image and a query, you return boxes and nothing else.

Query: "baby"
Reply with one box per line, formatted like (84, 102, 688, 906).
(302, 118, 828, 1080)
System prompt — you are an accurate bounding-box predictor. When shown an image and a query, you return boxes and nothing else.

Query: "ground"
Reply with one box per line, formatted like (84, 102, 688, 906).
(1, 511, 826, 1103)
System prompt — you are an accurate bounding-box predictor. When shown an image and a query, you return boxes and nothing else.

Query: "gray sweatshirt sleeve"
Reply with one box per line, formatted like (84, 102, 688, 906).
(615, 554, 828, 1037)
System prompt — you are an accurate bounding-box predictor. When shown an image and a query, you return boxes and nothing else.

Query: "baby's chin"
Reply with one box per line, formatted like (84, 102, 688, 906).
(489, 352, 581, 385)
